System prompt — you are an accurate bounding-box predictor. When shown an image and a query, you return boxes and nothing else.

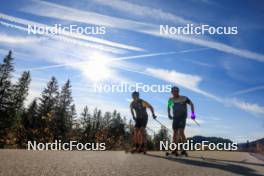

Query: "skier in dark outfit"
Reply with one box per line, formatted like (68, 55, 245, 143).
(130, 91, 157, 153)
(168, 86, 196, 156)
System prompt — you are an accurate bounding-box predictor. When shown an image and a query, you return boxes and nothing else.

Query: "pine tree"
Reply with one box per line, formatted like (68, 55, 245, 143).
(154, 126, 170, 149)
(95, 109, 102, 130)
(55, 79, 74, 141)
(38, 76, 59, 118)
(25, 99, 39, 129)
(12, 71, 31, 119)
(91, 108, 98, 130)
(9, 72, 31, 146)
(80, 106, 92, 142)
(0, 51, 14, 109)
(69, 104, 77, 127)
(17, 99, 38, 146)
(105, 111, 125, 148)
(102, 112, 112, 128)
(80, 106, 91, 128)
(0, 51, 15, 139)
(38, 77, 59, 142)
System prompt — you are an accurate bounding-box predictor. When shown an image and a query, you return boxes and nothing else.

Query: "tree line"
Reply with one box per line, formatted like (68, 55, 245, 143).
(0, 51, 169, 150)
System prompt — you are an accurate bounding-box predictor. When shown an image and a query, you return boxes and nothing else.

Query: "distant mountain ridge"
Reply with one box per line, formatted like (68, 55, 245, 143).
(188, 136, 264, 153)
(188, 135, 233, 144)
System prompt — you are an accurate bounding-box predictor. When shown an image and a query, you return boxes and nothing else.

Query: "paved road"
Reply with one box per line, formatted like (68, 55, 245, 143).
(0, 150, 263, 176)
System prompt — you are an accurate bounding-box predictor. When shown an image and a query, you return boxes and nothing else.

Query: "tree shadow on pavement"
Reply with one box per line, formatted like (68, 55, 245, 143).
(188, 156, 264, 167)
(145, 153, 263, 176)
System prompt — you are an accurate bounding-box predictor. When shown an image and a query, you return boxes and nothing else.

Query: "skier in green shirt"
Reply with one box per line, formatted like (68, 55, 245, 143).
(168, 86, 195, 156)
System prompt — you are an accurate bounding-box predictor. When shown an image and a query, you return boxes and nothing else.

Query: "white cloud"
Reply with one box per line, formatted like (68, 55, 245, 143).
(228, 98, 264, 115)
(154, 33, 264, 62)
(91, 0, 192, 24)
(20, 0, 264, 62)
(0, 32, 39, 44)
(144, 67, 221, 101)
(0, 20, 125, 54)
(145, 68, 202, 91)
(20, 1, 155, 33)
(0, 13, 144, 53)
(142, 67, 264, 115)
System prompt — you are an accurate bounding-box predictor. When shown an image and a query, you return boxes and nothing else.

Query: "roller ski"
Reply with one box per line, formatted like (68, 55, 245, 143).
(130, 144, 139, 154)
(165, 150, 188, 157)
(130, 144, 146, 154)
(165, 150, 179, 157)
(137, 144, 147, 154)
(180, 150, 188, 157)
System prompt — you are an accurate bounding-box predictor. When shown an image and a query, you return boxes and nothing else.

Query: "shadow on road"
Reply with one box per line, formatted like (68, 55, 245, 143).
(188, 156, 264, 167)
(145, 153, 263, 176)
(250, 153, 264, 162)
(185, 156, 264, 166)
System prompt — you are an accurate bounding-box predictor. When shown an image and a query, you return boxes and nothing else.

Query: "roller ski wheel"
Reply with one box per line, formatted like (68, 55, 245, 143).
(181, 150, 188, 157)
(138, 147, 146, 154)
(165, 151, 179, 157)
(130, 147, 138, 154)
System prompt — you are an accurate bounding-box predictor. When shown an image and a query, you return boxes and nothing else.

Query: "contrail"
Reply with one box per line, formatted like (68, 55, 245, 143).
(25, 48, 208, 71)
(24, 51, 177, 71)
(0, 12, 144, 52)
(113, 48, 209, 61)
(0, 21, 125, 54)
(232, 85, 264, 96)
(112, 51, 176, 61)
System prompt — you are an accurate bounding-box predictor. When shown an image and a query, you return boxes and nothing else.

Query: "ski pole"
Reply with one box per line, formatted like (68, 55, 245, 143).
(156, 118, 191, 127)
(146, 127, 155, 134)
(155, 119, 165, 127)
(154, 119, 174, 132)
(193, 119, 200, 126)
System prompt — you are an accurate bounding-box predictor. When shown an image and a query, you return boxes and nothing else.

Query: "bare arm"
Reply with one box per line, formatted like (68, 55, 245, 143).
(188, 99, 195, 113)
(144, 101, 156, 118)
(130, 103, 136, 120)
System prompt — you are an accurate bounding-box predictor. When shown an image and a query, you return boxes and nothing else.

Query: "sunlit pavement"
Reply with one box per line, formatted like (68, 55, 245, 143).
(0, 150, 263, 176)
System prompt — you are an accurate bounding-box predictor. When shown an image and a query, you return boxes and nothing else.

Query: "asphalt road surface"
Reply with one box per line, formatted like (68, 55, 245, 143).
(0, 150, 263, 176)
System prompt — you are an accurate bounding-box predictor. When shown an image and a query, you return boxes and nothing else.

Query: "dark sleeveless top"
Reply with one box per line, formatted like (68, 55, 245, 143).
(132, 99, 148, 118)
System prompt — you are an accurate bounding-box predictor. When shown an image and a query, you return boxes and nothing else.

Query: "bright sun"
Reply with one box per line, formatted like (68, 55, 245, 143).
(81, 52, 112, 82)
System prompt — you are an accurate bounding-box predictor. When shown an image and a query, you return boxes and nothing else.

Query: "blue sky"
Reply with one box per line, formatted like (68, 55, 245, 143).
(0, 0, 264, 143)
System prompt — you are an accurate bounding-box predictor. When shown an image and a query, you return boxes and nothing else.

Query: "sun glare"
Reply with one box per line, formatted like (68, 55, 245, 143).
(82, 52, 112, 82)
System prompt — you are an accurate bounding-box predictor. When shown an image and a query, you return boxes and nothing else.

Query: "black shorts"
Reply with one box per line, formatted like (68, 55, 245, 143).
(173, 116, 187, 130)
(135, 116, 148, 128)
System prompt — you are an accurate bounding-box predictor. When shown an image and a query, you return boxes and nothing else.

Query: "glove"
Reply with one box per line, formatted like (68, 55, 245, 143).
(168, 114, 173, 120)
(191, 112, 196, 120)
(153, 114, 157, 119)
